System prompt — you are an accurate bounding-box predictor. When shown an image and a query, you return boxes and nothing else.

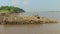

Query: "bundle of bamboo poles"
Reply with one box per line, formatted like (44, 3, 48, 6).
(0, 14, 58, 25)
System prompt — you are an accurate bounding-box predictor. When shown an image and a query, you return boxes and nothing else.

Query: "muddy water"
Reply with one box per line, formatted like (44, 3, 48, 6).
(0, 11, 60, 34)
(0, 23, 60, 34)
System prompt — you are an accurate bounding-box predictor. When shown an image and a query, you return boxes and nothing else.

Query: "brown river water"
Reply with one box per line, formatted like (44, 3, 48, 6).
(0, 23, 60, 34)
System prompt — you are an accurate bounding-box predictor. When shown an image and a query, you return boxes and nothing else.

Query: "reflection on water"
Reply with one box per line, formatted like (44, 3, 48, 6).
(0, 23, 60, 34)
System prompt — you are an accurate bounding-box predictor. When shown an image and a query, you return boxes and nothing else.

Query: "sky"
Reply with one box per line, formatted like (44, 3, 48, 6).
(0, 0, 60, 12)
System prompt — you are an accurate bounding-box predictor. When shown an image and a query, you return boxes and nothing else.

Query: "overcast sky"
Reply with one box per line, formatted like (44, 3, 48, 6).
(0, 0, 60, 12)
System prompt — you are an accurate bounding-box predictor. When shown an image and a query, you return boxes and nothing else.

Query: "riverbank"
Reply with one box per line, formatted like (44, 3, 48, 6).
(0, 14, 58, 25)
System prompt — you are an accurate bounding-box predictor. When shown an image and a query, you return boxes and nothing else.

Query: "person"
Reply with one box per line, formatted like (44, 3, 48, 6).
(37, 16, 40, 19)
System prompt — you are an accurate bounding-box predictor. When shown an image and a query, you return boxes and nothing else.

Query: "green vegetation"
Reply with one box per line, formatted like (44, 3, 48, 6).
(0, 6, 25, 14)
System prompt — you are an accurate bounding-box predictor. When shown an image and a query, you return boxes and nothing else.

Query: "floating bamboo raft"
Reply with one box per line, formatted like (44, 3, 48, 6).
(0, 14, 58, 25)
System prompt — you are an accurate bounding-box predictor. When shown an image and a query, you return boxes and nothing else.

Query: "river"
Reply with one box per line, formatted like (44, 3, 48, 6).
(0, 11, 60, 34)
(0, 23, 60, 34)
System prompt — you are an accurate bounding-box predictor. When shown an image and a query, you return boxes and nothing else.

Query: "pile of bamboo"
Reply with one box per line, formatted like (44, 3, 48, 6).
(0, 14, 58, 25)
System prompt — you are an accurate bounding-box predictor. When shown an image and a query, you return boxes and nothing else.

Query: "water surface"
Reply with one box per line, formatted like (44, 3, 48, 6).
(0, 11, 60, 34)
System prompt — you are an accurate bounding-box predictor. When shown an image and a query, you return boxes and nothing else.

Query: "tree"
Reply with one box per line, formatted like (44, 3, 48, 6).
(0, 6, 25, 14)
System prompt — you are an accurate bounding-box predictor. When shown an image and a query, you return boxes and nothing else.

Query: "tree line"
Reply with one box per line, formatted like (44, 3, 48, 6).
(0, 6, 25, 14)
